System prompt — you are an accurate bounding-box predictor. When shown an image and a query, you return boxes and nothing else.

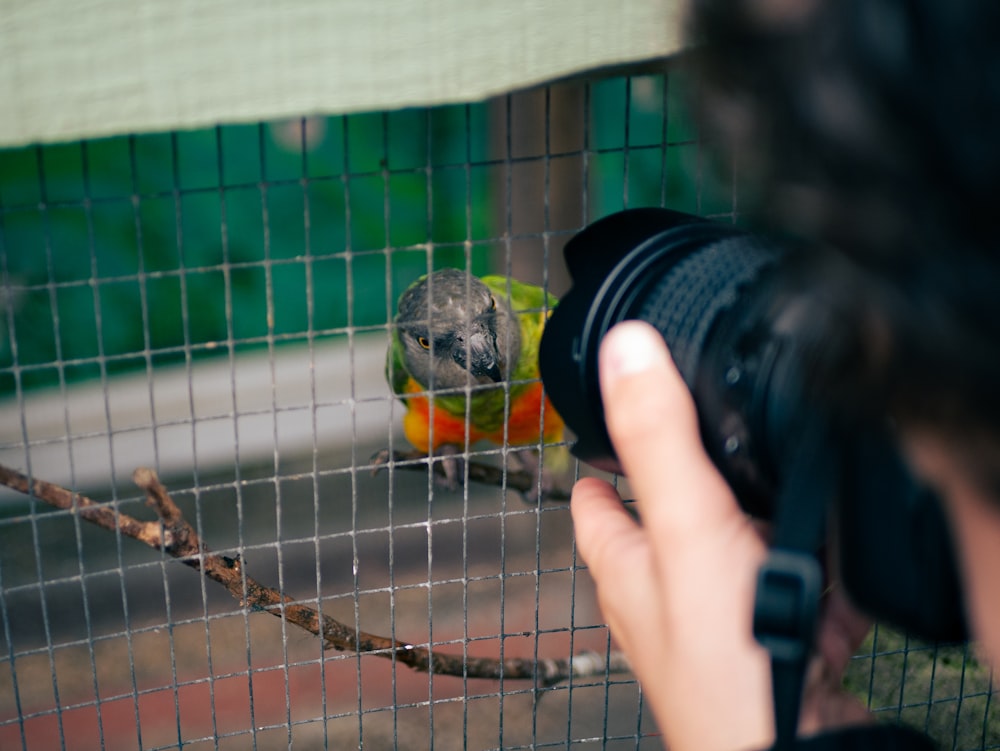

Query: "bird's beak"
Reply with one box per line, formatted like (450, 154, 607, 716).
(455, 332, 503, 382)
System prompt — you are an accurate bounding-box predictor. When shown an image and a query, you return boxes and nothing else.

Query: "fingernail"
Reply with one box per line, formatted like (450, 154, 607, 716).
(600, 321, 670, 382)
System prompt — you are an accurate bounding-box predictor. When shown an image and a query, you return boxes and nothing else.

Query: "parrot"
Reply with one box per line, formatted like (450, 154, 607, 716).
(386, 268, 568, 498)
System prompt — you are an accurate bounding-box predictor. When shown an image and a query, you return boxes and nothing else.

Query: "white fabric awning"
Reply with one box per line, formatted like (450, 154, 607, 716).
(1, 0, 688, 147)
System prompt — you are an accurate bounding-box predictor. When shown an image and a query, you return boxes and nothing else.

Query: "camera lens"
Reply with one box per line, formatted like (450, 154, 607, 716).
(540, 208, 786, 516)
(540, 207, 967, 642)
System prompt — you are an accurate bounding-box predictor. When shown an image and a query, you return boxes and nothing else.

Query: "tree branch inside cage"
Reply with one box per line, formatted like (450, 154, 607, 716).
(0, 462, 619, 686)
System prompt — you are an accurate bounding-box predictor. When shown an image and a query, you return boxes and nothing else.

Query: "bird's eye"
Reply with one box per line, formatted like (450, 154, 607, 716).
(417, 336, 431, 350)
(490, 296, 497, 310)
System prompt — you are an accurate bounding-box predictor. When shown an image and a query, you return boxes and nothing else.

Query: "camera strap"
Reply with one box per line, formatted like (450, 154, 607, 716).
(753, 417, 832, 751)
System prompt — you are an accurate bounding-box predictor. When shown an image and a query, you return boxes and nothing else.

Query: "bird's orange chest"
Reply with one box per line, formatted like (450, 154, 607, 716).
(399, 378, 562, 452)
(500, 382, 563, 446)
(400, 379, 482, 451)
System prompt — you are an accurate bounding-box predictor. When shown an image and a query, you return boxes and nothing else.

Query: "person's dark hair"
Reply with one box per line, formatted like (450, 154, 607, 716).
(689, 0, 1000, 466)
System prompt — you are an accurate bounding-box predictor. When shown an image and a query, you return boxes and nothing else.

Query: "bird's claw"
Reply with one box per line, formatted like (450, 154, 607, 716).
(370, 445, 570, 501)
(369, 446, 466, 492)
(369, 448, 393, 476)
(508, 449, 569, 504)
(434, 445, 465, 491)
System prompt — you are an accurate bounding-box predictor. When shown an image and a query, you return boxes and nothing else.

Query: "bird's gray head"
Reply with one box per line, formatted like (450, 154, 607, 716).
(395, 269, 521, 390)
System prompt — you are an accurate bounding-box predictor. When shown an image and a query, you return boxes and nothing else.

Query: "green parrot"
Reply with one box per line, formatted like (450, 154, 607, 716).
(386, 268, 567, 495)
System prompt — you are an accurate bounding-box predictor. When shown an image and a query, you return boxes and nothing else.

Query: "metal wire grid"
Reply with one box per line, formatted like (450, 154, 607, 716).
(0, 70, 995, 750)
(0, 74, 691, 750)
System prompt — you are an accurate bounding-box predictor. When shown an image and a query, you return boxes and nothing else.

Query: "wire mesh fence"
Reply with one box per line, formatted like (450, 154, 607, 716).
(0, 69, 996, 750)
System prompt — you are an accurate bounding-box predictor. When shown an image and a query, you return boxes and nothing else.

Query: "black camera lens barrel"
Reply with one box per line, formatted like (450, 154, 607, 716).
(541, 208, 787, 513)
(635, 232, 781, 384)
(541, 208, 968, 642)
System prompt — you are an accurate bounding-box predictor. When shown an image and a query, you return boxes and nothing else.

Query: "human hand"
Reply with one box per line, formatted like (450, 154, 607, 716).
(571, 321, 871, 751)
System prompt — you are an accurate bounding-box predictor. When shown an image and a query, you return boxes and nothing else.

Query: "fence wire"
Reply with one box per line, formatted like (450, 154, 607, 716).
(0, 71, 996, 751)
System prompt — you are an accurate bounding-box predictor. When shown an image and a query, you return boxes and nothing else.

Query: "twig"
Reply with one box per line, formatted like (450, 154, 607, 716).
(369, 448, 572, 502)
(0, 463, 622, 685)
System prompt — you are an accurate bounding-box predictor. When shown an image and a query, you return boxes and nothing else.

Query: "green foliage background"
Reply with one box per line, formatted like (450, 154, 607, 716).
(0, 73, 731, 397)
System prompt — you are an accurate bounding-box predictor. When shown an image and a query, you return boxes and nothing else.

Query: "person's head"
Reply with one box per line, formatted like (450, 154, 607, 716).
(689, 0, 1000, 653)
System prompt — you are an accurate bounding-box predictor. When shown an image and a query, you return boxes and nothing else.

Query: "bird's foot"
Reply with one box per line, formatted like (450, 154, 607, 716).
(369, 446, 466, 492)
(369, 448, 393, 474)
(508, 449, 568, 504)
(370, 445, 571, 500)
(433, 444, 466, 491)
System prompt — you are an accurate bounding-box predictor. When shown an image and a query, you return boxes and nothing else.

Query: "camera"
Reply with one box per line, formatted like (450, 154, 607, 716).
(539, 208, 967, 643)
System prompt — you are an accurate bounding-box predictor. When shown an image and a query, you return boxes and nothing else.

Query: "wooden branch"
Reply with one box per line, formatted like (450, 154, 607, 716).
(0, 463, 621, 686)
(369, 448, 572, 502)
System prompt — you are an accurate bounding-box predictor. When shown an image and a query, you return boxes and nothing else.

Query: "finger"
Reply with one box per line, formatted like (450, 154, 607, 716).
(816, 586, 873, 676)
(798, 587, 875, 736)
(597, 321, 741, 539)
(571, 477, 646, 574)
(570, 476, 658, 647)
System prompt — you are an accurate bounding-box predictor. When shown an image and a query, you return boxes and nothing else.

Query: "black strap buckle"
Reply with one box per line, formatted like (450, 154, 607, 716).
(754, 548, 823, 751)
(754, 548, 822, 659)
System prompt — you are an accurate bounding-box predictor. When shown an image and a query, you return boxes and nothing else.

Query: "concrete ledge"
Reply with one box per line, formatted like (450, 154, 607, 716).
(0, 334, 395, 500)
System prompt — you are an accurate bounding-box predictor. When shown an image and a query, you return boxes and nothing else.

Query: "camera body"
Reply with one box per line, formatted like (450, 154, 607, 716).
(540, 208, 967, 642)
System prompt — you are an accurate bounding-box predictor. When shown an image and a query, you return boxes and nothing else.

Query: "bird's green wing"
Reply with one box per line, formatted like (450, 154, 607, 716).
(385, 329, 412, 397)
(481, 275, 557, 312)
